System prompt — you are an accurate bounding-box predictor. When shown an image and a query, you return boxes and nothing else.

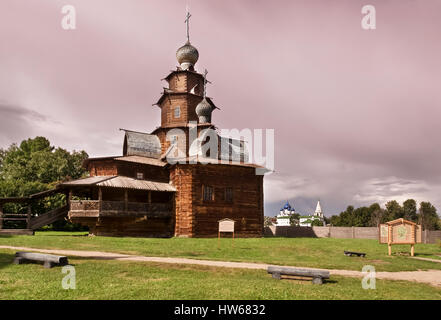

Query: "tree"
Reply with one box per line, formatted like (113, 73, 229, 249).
(329, 215, 340, 226)
(264, 216, 274, 227)
(0, 137, 88, 230)
(403, 199, 417, 222)
(418, 202, 439, 230)
(289, 213, 300, 226)
(338, 205, 355, 226)
(311, 219, 324, 227)
(385, 200, 403, 221)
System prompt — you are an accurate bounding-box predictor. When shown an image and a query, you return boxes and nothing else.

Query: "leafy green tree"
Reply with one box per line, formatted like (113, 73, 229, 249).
(403, 199, 417, 222)
(338, 205, 355, 226)
(264, 216, 274, 227)
(311, 219, 324, 226)
(289, 213, 300, 226)
(385, 200, 404, 221)
(369, 203, 386, 227)
(418, 202, 439, 230)
(0, 137, 88, 230)
(329, 215, 340, 226)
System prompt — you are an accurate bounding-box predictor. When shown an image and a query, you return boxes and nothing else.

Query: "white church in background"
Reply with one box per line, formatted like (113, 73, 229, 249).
(299, 200, 325, 227)
(276, 200, 325, 227)
(276, 201, 296, 226)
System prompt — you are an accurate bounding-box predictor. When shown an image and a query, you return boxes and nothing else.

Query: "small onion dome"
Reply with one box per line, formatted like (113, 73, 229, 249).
(176, 41, 199, 70)
(195, 98, 212, 123)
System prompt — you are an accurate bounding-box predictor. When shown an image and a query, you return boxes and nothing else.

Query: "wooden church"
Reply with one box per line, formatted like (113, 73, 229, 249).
(60, 13, 266, 238)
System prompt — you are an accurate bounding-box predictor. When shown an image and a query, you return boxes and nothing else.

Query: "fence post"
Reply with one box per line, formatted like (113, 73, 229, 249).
(352, 226, 355, 239)
(424, 229, 428, 244)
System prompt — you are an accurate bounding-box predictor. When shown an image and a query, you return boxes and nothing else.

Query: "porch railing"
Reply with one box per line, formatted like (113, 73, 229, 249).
(69, 200, 172, 218)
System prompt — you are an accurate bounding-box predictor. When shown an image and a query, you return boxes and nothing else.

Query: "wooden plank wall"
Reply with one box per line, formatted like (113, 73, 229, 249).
(172, 164, 264, 238)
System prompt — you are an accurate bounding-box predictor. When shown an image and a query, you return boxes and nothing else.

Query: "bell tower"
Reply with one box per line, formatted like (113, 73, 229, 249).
(151, 9, 218, 155)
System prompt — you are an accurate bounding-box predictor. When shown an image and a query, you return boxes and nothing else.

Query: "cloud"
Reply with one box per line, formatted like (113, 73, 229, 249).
(353, 177, 432, 205)
(2, 0, 441, 217)
(0, 103, 49, 146)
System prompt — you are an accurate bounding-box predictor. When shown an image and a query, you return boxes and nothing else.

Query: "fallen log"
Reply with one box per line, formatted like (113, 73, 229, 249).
(14, 252, 69, 268)
(267, 266, 330, 284)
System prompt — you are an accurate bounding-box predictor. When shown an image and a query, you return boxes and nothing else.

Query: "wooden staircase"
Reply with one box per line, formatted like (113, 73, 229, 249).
(28, 205, 69, 230)
(0, 188, 69, 235)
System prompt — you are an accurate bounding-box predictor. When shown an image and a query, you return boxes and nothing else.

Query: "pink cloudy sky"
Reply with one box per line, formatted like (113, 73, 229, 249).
(1, 0, 441, 216)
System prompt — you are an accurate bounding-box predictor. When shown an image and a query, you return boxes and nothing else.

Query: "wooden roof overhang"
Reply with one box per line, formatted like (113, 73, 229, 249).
(152, 91, 219, 110)
(150, 123, 216, 136)
(166, 156, 271, 173)
(58, 176, 176, 192)
(83, 155, 167, 168)
(0, 188, 65, 204)
(162, 69, 205, 82)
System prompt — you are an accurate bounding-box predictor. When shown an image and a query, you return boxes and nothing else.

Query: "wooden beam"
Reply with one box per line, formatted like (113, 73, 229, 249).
(68, 190, 73, 207)
(124, 189, 128, 213)
(26, 206, 32, 229)
(98, 187, 102, 213)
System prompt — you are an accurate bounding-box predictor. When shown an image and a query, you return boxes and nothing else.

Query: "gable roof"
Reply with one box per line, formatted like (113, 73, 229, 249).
(386, 218, 417, 226)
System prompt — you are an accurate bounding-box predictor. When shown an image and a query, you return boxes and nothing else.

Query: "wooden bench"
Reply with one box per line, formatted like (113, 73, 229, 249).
(344, 251, 366, 257)
(267, 266, 330, 285)
(14, 252, 69, 268)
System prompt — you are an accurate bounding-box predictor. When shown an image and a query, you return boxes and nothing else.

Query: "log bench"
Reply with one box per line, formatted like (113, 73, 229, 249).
(344, 251, 366, 257)
(267, 266, 330, 285)
(13, 252, 69, 268)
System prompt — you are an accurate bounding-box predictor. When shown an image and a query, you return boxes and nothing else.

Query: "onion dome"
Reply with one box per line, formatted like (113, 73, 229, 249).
(281, 201, 294, 211)
(195, 98, 212, 124)
(176, 41, 199, 70)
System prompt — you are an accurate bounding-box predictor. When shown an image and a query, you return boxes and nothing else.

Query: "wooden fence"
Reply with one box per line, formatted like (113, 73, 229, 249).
(264, 226, 441, 244)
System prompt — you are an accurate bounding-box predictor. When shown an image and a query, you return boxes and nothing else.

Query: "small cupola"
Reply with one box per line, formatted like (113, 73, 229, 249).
(196, 69, 213, 124)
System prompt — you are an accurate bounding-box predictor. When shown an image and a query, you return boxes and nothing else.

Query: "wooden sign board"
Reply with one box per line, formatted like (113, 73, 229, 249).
(218, 219, 235, 248)
(219, 219, 235, 233)
(379, 224, 388, 244)
(379, 218, 422, 256)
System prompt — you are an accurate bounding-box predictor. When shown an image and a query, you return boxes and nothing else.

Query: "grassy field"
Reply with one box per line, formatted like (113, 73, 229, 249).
(0, 249, 440, 300)
(0, 231, 440, 272)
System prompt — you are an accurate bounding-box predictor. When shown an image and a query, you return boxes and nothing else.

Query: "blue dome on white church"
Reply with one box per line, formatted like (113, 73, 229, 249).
(281, 201, 294, 212)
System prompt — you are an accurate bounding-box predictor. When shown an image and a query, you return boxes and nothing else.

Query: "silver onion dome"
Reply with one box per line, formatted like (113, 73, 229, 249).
(176, 42, 199, 70)
(195, 98, 212, 124)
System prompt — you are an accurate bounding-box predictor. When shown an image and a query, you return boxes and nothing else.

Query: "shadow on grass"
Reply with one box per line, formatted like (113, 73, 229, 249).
(0, 251, 14, 270)
(414, 253, 441, 257)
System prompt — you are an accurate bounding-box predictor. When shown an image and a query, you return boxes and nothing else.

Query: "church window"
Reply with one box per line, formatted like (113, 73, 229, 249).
(203, 185, 214, 202)
(174, 106, 181, 118)
(225, 187, 233, 203)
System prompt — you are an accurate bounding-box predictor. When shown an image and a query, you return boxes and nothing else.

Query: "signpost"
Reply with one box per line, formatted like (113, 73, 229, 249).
(379, 218, 422, 256)
(218, 218, 235, 248)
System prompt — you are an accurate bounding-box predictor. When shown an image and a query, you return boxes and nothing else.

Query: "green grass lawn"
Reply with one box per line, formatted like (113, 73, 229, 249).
(0, 249, 439, 300)
(0, 231, 440, 272)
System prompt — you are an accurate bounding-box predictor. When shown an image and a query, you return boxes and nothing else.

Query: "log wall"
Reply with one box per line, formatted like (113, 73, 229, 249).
(172, 164, 264, 238)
